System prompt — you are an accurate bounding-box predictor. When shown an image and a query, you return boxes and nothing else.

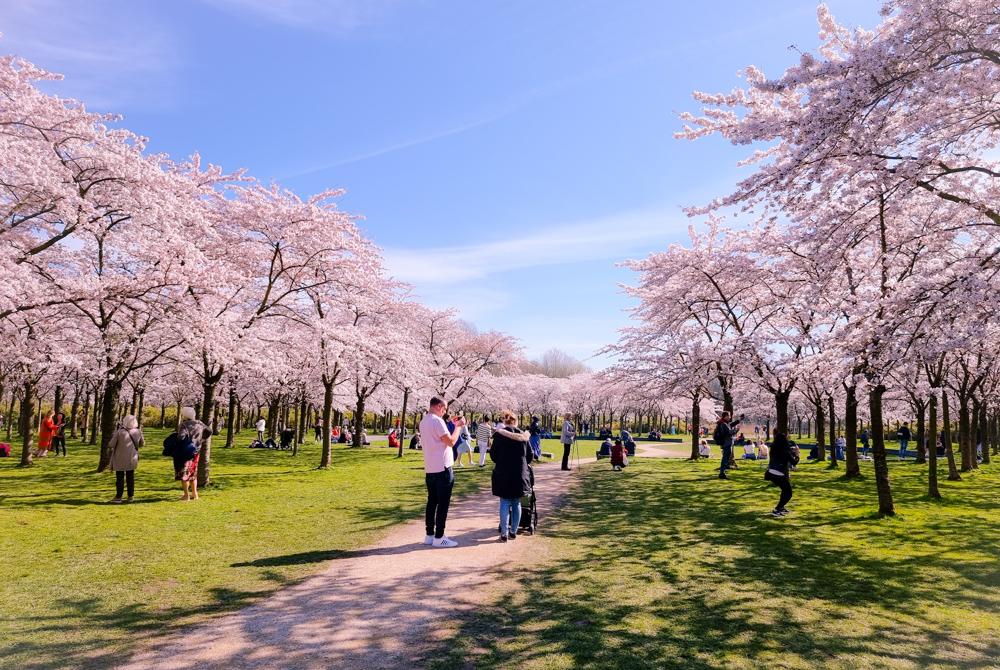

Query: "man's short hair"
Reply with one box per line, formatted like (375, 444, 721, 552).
(429, 397, 445, 409)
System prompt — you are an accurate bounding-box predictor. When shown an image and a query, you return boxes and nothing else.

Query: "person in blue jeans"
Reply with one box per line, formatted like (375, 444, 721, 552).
(860, 428, 870, 457)
(897, 423, 912, 460)
(713, 412, 737, 480)
(490, 411, 533, 542)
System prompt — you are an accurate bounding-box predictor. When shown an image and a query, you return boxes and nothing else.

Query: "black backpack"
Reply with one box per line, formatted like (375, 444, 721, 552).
(162, 432, 196, 459)
(712, 422, 725, 444)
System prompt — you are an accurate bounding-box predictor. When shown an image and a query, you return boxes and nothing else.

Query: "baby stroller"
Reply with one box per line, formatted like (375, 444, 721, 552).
(500, 465, 538, 536)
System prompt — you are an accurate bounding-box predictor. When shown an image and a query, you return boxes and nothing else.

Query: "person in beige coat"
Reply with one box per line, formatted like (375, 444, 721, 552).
(108, 415, 144, 503)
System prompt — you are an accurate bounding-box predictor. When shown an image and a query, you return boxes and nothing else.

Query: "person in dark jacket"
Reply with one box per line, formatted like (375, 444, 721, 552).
(528, 416, 542, 460)
(490, 410, 533, 542)
(765, 431, 795, 517)
(713, 412, 738, 479)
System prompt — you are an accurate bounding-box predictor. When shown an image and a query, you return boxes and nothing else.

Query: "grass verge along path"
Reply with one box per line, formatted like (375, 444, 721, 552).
(0, 430, 529, 670)
(431, 457, 1000, 669)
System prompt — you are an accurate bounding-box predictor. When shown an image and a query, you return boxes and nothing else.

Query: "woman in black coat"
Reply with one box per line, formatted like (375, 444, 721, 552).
(765, 431, 796, 517)
(490, 411, 533, 542)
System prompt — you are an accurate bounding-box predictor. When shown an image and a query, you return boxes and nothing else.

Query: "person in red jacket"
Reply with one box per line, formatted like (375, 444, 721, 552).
(611, 438, 628, 471)
(388, 429, 401, 449)
(36, 410, 57, 458)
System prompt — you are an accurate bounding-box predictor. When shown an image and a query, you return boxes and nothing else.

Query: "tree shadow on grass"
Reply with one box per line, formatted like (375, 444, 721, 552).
(428, 461, 1000, 669)
(1, 586, 267, 670)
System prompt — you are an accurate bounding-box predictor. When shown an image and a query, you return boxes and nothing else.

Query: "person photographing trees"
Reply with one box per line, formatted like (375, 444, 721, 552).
(419, 397, 467, 548)
(714, 411, 741, 480)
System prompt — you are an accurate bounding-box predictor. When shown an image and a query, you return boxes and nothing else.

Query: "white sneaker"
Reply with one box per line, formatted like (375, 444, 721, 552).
(423, 535, 434, 545)
(432, 536, 458, 548)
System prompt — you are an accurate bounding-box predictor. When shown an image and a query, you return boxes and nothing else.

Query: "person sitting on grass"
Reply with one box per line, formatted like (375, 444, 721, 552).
(757, 441, 769, 460)
(597, 436, 613, 458)
(611, 438, 628, 471)
(388, 429, 401, 449)
(409, 433, 421, 450)
(698, 438, 711, 458)
(742, 442, 756, 460)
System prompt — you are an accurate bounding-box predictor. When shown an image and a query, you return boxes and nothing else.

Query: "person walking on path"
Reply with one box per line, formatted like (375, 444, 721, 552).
(528, 416, 542, 459)
(108, 415, 144, 503)
(560, 413, 576, 471)
(419, 397, 466, 548)
(714, 411, 736, 480)
(896, 422, 912, 460)
(490, 410, 533, 542)
(765, 431, 797, 517)
(476, 416, 493, 468)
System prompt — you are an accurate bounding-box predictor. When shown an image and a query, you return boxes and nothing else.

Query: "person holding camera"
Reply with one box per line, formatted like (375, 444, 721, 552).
(419, 397, 467, 548)
(713, 411, 740, 480)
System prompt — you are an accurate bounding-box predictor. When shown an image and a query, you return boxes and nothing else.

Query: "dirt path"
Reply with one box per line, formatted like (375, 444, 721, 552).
(119, 446, 678, 670)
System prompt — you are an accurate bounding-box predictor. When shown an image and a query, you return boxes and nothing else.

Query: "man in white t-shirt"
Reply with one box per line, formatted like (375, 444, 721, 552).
(255, 417, 266, 442)
(420, 397, 466, 548)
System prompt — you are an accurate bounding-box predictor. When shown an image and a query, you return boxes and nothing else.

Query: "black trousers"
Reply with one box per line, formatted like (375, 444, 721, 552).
(425, 468, 455, 539)
(774, 475, 792, 510)
(115, 470, 135, 499)
(561, 443, 572, 470)
(51, 436, 66, 456)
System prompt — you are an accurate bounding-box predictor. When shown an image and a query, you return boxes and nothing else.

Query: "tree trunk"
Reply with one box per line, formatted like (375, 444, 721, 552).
(319, 381, 334, 469)
(198, 379, 218, 487)
(915, 400, 926, 464)
(89, 389, 101, 445)
(53, 385, 63, 418)
(844, 385, 860, 478)
(6, 390, 16, 441)
(68, 385, 81, 438)
(97, 380, 122, 472)
(79, 389, 91, 442)
(295, 391, 307, 454)
(958, 392, 973, 472)
(18, 380, 36, 467)
(868, 385, 896, 516)
(815, 401, 826, 461)
(927, 393, 940, 498)
(942, 391, 960, 481)
(159, 402, 166, 428)
(774, 389, 791, 435)
(828, 395, 838, 468)
(689, 392, 701, 460)
(225, 385, 238, 448)
(353, 396, 366, 448)
(137, 389, 145, 427)
(397, 388, 410, 458)
(980, 402, 991, 465)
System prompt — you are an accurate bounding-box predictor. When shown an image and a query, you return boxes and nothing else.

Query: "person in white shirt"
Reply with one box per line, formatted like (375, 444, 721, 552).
(419, 397, 466, 548)
(255, 417, 266, 442)
(476, 417, 493, 467)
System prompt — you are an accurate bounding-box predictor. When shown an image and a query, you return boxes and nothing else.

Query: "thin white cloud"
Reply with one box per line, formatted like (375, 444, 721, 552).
(383, 206, 681, 286)
(0, 0, 179, 110)
(198, 0, 410, 32)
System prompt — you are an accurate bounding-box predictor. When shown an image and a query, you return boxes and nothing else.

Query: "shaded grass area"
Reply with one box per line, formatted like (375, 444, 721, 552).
(430, 457, 1000, 669)
(0, 430, 527, 670)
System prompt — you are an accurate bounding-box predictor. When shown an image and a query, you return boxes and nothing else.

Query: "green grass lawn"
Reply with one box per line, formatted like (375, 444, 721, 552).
(0, 429, 548, 670)
(429, 456, 1000, 670)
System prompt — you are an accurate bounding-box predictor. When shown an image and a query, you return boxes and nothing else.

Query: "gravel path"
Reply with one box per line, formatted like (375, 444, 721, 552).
(119, 444, 678, 670)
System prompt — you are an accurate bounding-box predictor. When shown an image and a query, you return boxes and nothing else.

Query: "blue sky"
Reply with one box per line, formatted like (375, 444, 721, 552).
(1, 0, 880, 367)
